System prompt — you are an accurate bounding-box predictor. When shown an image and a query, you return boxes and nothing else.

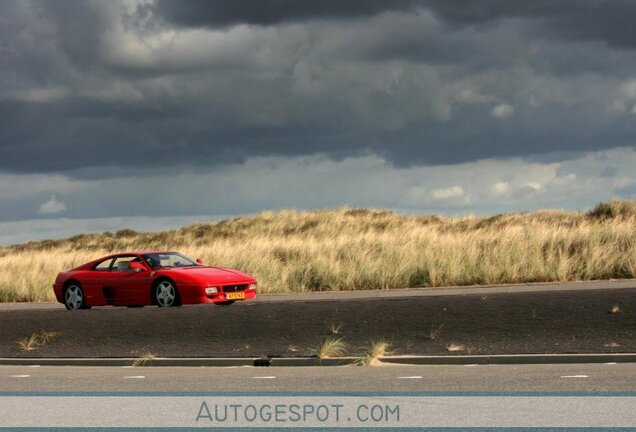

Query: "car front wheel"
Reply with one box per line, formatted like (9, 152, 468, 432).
(64, 283, 88, 310)
(154, 280, 179, 307)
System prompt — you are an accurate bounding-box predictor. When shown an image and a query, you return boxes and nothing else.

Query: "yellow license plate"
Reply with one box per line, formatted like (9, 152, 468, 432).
(227, 292, 245, 300)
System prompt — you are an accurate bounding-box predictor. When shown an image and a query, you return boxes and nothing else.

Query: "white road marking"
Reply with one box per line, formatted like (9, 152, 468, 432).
(397, 376, 423, 379)
(123, 376, 146, 379)
(464, 364, 479, 367)
(253, 376, 276, 379)
(9, 375, 30, 378)
(560, 375, 589, 378)
(27, 365, 41, 368)
(605, 362, 617, 365)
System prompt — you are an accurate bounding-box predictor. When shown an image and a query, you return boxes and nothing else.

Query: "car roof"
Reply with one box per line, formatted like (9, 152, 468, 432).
(97, 251, 177, 260)
(131, 251, 174, 254)
(121, 251, 176, 255)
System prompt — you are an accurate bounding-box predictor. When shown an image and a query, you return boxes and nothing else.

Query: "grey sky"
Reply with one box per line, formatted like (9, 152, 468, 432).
(1, 0, 636, 243)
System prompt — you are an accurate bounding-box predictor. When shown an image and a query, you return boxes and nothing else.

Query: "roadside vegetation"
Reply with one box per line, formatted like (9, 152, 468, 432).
(130, 352, 157, 367)
(1, 199, 636, 302)
(358, 340, 392, 366)
(313, 337, 348, 360)
(16, 331, 58, 352)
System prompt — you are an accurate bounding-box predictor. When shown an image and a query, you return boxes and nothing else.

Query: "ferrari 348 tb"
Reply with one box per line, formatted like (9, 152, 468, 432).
(53, 251, 257, 310)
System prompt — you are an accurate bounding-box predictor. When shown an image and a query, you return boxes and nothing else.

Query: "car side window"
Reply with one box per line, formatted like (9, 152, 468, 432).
(111, 256, 138, 272)
(94, 258, 113, 271)
(143, 254, 161, 269)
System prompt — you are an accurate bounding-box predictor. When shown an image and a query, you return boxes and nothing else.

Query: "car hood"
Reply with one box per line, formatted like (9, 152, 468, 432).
(163, 266, 255, 285)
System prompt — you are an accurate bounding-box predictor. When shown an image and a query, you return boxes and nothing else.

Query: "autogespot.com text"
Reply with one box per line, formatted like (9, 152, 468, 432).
(196, 400, 400, 425)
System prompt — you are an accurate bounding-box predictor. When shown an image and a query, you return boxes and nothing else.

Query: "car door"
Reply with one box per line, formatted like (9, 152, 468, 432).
(110, 255, 153, 305)
(81, 257, 118, 306)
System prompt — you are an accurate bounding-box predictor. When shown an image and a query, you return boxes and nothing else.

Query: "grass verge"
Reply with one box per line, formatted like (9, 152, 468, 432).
(3, 200, 636, 302)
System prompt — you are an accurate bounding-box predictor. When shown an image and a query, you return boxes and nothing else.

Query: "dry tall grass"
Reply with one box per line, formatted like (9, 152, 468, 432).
(2, 200, 636, 302)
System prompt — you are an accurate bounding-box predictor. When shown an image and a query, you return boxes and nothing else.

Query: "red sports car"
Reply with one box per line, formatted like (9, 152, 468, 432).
(53, 251, 257, 310)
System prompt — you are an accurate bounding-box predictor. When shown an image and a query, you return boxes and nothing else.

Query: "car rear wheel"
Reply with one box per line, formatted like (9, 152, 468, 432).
(216, 301, 235, 306)
(154, 280, 179, 307)
(64, 283, 88, 310)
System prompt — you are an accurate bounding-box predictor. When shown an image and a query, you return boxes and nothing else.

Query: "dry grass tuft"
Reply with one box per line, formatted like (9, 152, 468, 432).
(4, 201, 636, 301)
(610, 304, 622, 314)
(130, 352, 157, 367)
(16, 331, 58, 352)
(426, 324, 444, 340)
(359, 340, 392, 366)
(38, 331, 58, 344)
(329, 323, 344, 335)
(16, 334, 41, 352)
(446, 342, 466, 352)
(313, 337, 347, 360)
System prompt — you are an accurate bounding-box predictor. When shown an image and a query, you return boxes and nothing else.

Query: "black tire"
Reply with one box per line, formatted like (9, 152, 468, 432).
(216, 301, 235, 306)
(153, 279, 180, 307)
(64, 282, 89, 310)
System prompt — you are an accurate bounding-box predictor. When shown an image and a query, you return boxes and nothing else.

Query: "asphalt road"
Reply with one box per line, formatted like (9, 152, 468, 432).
(3, 364, 635, 429)
(1, 281, 635, 358)
(0, 363, 634, 392)
(2, 278, 635, 311)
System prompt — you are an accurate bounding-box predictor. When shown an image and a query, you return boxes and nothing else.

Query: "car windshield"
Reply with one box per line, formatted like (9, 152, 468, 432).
(142, 252, 200, 269)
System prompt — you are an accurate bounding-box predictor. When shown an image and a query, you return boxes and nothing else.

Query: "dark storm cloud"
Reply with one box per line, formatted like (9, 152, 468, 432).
(36, 0, 111, 68)
(152, 0, 636, 49)
(151, 0, 419, 28)
(0, 0, 109, 83)
(373, 101, 636, 167)
(423, 0, 636, 49)
(0, 96, 368, 173)
(3, 0, 636, 178)
(0, 98, 192, 172)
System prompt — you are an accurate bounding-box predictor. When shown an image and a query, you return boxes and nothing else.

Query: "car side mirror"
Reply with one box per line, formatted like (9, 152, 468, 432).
(196, 258, 203, 264)
(129, 262, 146, 272)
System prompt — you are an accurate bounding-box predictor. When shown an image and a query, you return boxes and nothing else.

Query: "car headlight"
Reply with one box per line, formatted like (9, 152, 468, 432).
(249, 283, 257, 290)
(205, 287, 219, 295)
